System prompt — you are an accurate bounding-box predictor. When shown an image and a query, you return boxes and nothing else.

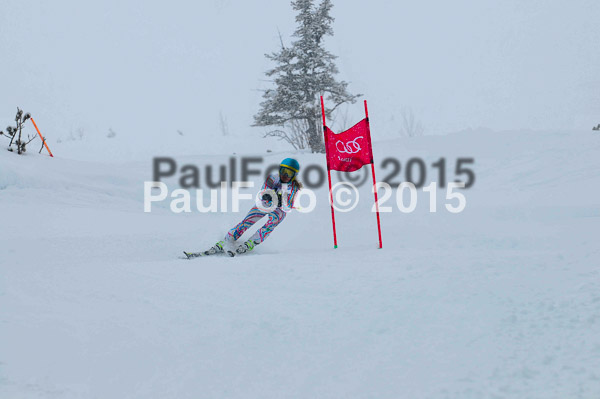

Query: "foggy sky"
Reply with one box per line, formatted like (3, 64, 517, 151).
(1, 0, 598, 142)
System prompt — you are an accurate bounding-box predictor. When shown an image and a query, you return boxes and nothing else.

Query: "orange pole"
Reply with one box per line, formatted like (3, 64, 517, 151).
(30, 117, 53, 157)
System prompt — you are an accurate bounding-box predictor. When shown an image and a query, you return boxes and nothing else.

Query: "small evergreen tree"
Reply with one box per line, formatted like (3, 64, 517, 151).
(254, 0, 360, 153)
(0, 108, 37, 155)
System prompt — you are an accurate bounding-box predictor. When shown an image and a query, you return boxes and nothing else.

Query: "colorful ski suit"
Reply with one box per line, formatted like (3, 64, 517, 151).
(225, 174, 300, 245)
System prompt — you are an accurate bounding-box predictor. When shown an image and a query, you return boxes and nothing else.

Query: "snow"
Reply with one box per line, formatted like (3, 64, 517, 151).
(1, 129, 599, 398)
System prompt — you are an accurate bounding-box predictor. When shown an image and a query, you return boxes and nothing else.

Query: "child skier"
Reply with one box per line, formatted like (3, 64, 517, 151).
(184, 158, 302, 258)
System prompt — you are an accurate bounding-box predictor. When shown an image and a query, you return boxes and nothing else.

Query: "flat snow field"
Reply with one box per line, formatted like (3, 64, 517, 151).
(1, 129, 599, 398)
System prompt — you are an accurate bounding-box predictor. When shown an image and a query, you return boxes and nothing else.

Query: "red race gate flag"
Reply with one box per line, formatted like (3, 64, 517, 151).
(324, 119, 373, 172)
(321, 96, 383, 249)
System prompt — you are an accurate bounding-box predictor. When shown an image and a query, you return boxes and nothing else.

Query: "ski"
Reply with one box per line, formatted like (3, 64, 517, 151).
(182, 241, 228, 259)
(182, 241, 253, 258)
(182, 251, 206, 259)
(226, 250, 249, 257)
(182, 249, 222, 259)
(227, 243, 254, 257)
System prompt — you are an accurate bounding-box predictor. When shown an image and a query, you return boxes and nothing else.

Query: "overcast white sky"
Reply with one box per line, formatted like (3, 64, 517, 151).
(1, 0, 599, 142)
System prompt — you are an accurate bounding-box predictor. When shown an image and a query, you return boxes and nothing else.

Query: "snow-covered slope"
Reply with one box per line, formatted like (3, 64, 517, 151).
(1, 129, 599, 398)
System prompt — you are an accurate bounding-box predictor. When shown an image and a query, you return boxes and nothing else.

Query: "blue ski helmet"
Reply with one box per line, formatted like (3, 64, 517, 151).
(280, 158, 300, 173)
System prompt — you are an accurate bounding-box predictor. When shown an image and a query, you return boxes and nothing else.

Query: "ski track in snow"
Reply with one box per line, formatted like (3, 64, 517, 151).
(1, 129, 599, 398)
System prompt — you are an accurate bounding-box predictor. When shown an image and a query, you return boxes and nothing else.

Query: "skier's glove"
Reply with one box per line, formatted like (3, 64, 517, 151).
(262, 193, 273, 203)
(261, 192, 283, 207)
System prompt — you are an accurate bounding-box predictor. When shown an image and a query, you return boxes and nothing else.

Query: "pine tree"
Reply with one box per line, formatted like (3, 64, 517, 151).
(253, 0, 360, 153)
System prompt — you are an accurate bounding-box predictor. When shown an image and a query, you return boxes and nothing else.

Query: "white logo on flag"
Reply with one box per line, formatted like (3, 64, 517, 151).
(336, 136, 364, 154)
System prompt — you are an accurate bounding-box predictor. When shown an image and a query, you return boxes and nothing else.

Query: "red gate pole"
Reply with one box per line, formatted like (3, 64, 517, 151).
(364, 100, 382, 249)
(321, 96, 338, 248)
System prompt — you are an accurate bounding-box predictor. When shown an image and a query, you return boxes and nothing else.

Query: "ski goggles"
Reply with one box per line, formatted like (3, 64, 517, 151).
(279, 166, 296, 179)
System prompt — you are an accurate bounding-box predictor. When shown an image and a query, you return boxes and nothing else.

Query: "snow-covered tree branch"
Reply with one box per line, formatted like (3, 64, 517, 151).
(0, 107, 36, 155)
